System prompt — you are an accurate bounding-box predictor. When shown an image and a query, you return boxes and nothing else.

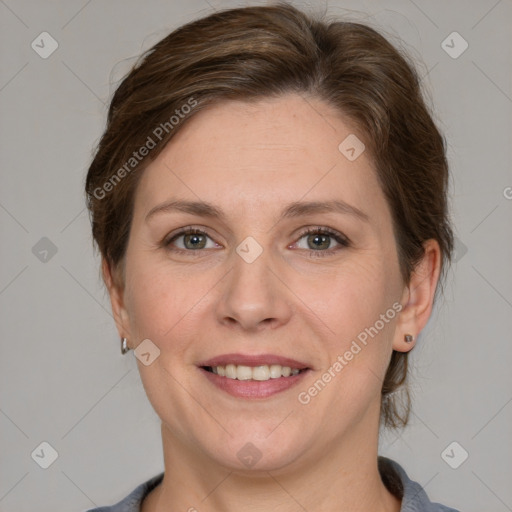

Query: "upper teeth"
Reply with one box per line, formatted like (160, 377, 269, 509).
(210, 364, 301, 381)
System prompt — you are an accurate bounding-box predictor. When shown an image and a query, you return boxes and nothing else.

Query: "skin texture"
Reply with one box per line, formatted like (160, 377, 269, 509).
(104, 93, 441, 512)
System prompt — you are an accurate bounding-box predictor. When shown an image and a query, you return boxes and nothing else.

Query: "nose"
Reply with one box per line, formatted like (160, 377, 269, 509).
(215, 245, 293, 333)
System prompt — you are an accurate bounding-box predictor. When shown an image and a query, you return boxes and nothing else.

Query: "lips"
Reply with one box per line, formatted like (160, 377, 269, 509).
(199, 353, 310, 369)
(197, 353, 311, 399)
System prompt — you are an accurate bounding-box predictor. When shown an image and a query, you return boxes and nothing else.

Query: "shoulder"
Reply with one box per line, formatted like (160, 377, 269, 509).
(83, 472, 164, 512)
(378, 456, 461, 512)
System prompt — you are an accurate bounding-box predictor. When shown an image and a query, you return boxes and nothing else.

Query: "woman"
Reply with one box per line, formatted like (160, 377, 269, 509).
(84, 3, 459, 511)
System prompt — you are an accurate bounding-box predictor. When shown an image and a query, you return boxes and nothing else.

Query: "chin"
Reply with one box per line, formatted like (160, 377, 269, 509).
(201, 426, 310, 474)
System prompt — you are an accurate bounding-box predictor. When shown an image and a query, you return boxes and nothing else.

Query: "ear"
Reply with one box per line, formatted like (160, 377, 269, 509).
(102, 258, 132, 349)
(393, 239, 442, 353)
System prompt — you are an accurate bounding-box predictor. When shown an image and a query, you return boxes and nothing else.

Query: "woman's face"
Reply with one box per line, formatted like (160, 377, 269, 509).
(110, 93, 417, 471)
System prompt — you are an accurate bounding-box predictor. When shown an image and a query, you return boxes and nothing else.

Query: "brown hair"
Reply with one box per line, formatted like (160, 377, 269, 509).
(85, 2, 453, 428)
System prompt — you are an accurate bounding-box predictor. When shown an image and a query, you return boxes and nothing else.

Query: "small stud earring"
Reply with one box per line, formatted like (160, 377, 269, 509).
(404, 333, 414, 343)
(121, 337, 130, 354)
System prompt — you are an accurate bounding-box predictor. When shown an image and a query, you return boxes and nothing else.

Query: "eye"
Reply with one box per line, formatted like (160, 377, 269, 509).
(164, 228, 219, 253)
(293, 227, 349, 257)
(163, 226, 350, 258)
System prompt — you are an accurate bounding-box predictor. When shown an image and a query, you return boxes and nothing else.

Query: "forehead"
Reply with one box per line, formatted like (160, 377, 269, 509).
(133, 94, 388, 227)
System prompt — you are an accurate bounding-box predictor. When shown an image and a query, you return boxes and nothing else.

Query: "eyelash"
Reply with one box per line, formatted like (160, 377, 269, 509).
(293, 227, 350, 258)
(163, 226, 350, 258)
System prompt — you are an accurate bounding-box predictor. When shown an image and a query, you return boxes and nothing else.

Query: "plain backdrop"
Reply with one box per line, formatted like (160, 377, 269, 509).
(0, 1, 511, 511)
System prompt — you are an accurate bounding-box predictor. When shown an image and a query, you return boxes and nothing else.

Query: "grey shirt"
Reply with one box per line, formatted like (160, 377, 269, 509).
(85, 457, 460, 512)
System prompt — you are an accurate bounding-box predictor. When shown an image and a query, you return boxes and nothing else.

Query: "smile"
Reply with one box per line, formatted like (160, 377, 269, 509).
(204, 364, 303, 381)
(198, 354, 311, 398)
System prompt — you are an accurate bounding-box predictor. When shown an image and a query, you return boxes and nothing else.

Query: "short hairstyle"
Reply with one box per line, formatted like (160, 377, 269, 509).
(85, 2, 454, 429)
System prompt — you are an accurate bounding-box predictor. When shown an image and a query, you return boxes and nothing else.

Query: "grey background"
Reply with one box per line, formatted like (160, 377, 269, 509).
(0, 0, 511, 511)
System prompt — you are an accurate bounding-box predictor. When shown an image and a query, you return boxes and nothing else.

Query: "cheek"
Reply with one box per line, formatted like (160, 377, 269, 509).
(297, 252, 398, 394)
(123, 260, 206, 428)
(301, 255, 393, 340)
(124, 256, 203, 345)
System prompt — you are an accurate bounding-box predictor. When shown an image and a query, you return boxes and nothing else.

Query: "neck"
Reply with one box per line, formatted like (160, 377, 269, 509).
(142, 408, 401, 512)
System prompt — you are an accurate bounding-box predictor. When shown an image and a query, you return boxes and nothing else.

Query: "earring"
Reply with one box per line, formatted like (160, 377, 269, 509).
(404, 333, 414, 343)
(121, 337, 131, 354)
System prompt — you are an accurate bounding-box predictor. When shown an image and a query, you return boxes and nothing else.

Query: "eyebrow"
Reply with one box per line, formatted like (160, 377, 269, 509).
(145, 199, 369, 224)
